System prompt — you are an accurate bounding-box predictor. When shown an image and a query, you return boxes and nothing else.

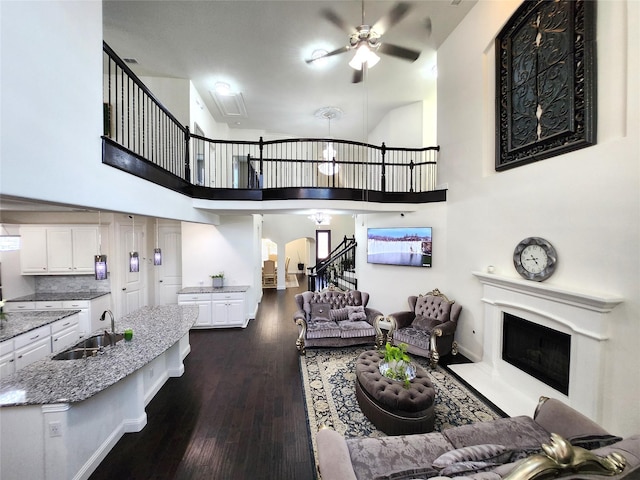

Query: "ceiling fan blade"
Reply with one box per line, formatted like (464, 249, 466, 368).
(423, 16, 433, 38)
(373, 2, 412, 35)
(305, 45, 350, 64)
(352, 68, 364, 84)
(320, 8, 355, 34)
(378, 43, 421, 62)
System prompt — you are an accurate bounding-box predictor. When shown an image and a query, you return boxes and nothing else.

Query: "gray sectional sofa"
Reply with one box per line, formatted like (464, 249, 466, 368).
(293, 288, 382, 353)
(316, 397, 640, 480)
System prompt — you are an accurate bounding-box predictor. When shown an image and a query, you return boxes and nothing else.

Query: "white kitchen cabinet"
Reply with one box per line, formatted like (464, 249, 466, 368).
(211, 292, 246, 327)
(35, 301, 63, 310)
(72, 228, 100, 273)
(50, 314, 80, 352)
(178, 294, 213, 328)
(62, 300, 91, 337)
(46, 228, 74, 273)
(19, 225, 102, 275)
(3, 302, 35, 312)
(14, 325, 52, 370)
(19, 227, 48, 273)
(0, 340, 15, 379)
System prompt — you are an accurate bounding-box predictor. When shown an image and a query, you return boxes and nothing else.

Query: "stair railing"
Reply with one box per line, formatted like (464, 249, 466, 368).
(307, 236, 357, 292)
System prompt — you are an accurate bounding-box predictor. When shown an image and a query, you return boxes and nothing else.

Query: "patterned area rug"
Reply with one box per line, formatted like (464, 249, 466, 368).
(300, 346, 505, 467)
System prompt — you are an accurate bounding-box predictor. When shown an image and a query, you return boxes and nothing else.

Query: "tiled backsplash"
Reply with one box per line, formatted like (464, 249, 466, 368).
(35, 275, 112, 293)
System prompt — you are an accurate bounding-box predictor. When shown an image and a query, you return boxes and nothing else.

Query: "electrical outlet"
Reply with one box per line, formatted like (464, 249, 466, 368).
(49, 421, 62, 437)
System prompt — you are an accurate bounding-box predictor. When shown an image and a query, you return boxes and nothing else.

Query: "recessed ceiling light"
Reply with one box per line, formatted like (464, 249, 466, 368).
(215, 82, 232, 96)
(123, 58, 138, 64)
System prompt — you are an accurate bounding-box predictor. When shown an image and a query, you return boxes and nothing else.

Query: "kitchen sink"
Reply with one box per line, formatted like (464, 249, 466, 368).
(52, 348, 101, 360)
(77, 332, 125, 349)
(52, 332, 124, 360)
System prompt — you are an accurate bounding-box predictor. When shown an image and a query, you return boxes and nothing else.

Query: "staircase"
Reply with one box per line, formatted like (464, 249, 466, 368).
(307, 236, 357, 292)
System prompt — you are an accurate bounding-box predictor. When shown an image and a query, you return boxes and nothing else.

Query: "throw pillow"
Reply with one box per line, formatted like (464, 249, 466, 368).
(372, 466, 439, 480)
(330, 307, 349, 321)
(432, 444, 511, 469)
(347, 305, 367, 321)
(412, 315, 442, 331)
(440, 461, 499, 477)
(310, 303, 332, 322)
(568, 434, 623, 450)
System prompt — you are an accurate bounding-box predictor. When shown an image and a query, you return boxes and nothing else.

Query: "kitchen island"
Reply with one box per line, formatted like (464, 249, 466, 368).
(0, 304, 198, 480)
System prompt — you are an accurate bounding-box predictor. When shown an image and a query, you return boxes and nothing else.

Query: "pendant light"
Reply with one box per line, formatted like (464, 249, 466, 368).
(94, 211, 108, 280)
(153, 218, 162, 266)
(315, 107, 342, 176)
(129, 215, 139, 273)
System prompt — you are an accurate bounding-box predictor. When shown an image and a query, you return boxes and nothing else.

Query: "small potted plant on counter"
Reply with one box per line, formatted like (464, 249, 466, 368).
(210, 272, 224, 288)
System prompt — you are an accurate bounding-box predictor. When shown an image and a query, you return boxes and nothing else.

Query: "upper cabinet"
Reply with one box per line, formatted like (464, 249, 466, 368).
(19, 225, 108, 275)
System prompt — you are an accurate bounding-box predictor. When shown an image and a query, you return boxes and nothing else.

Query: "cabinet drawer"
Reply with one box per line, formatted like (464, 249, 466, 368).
(62, 300, 90, 309)
(3, 302, 35, 312)
(35, 301, 64, 310)
(178, 294, 211, 302)
(0, 339, 14, 356)
(15, 337, 51, 370)
(51, 314, 80, 334)
(211, 292, 244, 301)
(14, 325, 51, 349)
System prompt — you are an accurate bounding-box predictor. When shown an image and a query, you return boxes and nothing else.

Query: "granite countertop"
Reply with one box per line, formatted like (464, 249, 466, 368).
(7, 291, 111, 302)
(178, 285, 250, 294)
(0, 310, 81, 342)
(0, 304, 198, 407)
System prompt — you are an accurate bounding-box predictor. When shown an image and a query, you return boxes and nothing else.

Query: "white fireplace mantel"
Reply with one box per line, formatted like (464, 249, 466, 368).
(472, 272, 624, 314)
(449, 272, 624, 422)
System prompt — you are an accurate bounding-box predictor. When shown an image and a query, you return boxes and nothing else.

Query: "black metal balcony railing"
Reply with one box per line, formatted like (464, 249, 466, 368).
(102, 42, 445, 204)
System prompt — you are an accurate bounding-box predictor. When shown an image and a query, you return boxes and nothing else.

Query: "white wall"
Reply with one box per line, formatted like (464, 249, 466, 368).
(368, 101, 425, 148)
(356, 206, 448, 315)
(181, 216, 259, 317)
(139, 77, 190, 127)
(0, 1, 218, 225)
(435, 0, 639, 435)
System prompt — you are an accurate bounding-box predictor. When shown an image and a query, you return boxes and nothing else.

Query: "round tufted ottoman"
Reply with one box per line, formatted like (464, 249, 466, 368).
(355, 350, 436, 435)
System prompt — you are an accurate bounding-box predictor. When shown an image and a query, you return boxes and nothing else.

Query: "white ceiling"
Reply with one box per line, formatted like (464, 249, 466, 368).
(102, 0, 477, 141)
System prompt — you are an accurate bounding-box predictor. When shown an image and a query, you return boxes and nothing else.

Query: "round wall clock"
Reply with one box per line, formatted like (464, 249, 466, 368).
(513, 237, 558, 282)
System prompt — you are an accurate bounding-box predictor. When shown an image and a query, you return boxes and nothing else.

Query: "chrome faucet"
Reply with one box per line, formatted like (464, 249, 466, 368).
(100, 310, 116, 343)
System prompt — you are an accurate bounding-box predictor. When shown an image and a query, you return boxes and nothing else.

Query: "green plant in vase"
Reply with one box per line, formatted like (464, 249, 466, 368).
(210, 272, 224, 288)
(380, 342, 415, 388)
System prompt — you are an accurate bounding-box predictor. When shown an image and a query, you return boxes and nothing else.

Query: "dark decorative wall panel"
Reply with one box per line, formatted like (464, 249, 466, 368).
(495, 0, 596, 171)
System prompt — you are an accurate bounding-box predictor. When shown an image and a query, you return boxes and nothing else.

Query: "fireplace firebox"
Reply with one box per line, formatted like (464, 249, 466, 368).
(502, 313, 570, 395)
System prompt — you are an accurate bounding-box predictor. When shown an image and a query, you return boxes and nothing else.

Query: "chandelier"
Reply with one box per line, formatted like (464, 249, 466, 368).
(315, 107, 342, 176)
(308, 212, 332, 226)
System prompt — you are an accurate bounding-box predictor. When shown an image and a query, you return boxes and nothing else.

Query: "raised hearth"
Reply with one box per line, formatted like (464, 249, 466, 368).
(450, 272, 623, 422)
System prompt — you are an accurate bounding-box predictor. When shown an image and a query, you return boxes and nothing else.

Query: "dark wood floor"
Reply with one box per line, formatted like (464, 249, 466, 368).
(90, 278, 315, 480)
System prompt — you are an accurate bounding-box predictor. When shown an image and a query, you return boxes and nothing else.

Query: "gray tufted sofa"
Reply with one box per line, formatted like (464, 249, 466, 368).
(316, 396, 640, 480)
(293, 287, 383, 354)
(382, 288, 462, 367)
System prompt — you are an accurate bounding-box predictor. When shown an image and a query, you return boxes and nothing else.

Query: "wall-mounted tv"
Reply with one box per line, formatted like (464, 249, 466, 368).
(367, 227, 432, 267)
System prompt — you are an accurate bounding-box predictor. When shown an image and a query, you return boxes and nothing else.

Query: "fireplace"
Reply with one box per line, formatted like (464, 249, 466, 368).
(502, 313, 570, 395)
(448, 272, 623, 421)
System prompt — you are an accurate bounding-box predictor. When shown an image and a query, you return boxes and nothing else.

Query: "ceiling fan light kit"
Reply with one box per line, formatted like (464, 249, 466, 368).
(307, 1, 422, 83)
(348, 43, 380, 70)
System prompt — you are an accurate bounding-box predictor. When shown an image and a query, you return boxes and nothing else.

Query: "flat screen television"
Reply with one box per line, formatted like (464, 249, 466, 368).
(367, 227, 432, 267)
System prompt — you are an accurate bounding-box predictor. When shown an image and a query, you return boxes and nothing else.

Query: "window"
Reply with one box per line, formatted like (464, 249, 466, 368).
(316, 230, 331, 260)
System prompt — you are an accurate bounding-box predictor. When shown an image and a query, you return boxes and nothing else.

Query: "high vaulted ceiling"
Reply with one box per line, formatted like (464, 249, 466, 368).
(103, 0, 476, 142)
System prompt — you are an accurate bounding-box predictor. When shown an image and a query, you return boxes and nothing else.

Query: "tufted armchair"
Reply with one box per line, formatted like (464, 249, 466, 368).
(381, 288, 461, 368)
(293, 287, 383, 354)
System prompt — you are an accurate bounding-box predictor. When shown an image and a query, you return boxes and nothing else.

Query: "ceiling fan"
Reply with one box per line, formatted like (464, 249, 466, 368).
(306, 2, 424, 83)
